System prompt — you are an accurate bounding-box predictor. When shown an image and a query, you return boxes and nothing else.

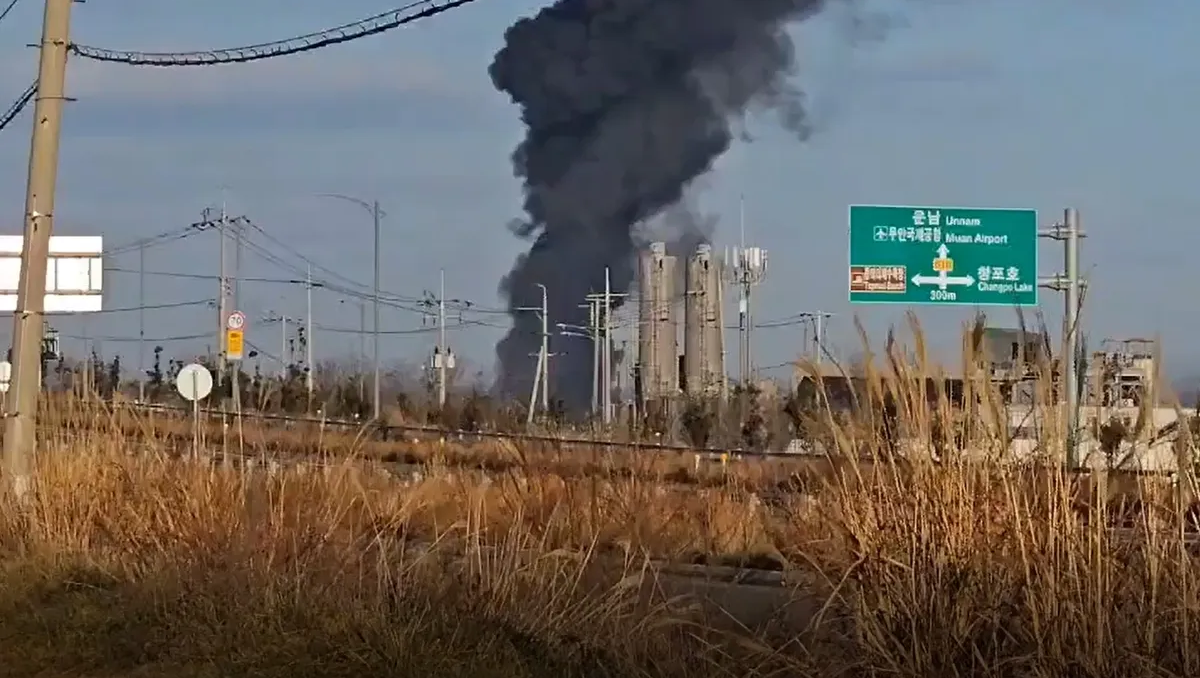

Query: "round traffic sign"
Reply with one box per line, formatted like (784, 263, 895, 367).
(226, 311, 246, 330)
(175, 363, 213, 401)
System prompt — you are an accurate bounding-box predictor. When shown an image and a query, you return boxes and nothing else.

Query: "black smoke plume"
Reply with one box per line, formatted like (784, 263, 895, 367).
(489, 0, 836, 412)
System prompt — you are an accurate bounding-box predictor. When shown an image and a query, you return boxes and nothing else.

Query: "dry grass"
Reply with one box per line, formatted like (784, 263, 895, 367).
(1, 320, 1199, 676)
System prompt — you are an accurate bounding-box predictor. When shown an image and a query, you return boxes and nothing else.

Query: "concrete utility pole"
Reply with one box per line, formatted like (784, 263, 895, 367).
(138, 242, 146, 402)
(215, 206, 228, 388)
(316, 193, 383, 420)
(1039, 208, 1086, 469)
(3, 0, 75, 500)
(437, 269, 447, 407)
(798, 311, 834, 366)
(587, 268, 626, 425)
(538, 283, 549, 411)
(262, 310, 294, 378)
(602, 268, 612, 424)
(555, 302, 599, 416)
(305, 263, 314, 406)
(517, 284, 550, 422)
(371, 200, 381, 420)
(589, 299, 599, 415)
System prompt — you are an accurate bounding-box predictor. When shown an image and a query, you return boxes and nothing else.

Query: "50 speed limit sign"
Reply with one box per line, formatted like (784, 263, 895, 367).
(226, 310, 246, 331)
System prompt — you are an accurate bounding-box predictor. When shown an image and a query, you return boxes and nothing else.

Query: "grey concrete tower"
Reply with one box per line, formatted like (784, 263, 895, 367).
(683, 244, 724, 397)
(637, 242, 678, 400)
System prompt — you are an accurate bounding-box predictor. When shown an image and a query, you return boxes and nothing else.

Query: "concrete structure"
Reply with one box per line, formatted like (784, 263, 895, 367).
(682, 244, 724, 397)
(637, 242, 678, 401)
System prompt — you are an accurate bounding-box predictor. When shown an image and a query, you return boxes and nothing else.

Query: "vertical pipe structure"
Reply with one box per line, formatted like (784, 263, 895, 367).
(216, 208, 227, 388)
(137, 242, 145, 402)
(538, 283, 549, 411)
(371, 200, 381, 421)
(3, 0, 74, 500)
(590, 299, 599, 416)
(232, 216, 241, 311)
(437, 269, 447, 408)
(358, 301, 366, 404)
(603, 267, 612, 424)
(1064, 207, 1081, 468)
(305, 264, 314, 406)
(279, 315, 287, 379)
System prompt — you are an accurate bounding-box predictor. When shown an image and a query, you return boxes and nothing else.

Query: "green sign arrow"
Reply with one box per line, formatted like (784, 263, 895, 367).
(848, 205, 1039, 307)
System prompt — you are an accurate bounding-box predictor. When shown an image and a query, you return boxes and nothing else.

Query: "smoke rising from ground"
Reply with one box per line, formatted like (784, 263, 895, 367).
(488, 0, 855, 412)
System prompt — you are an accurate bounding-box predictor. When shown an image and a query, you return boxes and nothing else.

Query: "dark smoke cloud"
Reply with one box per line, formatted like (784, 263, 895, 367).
(489, 0, 859, 412)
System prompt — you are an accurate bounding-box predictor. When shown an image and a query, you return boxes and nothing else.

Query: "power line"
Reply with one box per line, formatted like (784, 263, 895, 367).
(105, 266, 317, 285)
(87, 298, 213, 314)
(314, 319, 495, 335)
(0, 81, 35, 133)
(60, 330, 211, 343)
(0, 0, 20, 26)
(68, 0, 482, 67)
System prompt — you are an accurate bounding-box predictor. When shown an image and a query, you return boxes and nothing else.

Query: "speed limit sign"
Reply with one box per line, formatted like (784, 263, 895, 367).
(226, 310, 246, 330)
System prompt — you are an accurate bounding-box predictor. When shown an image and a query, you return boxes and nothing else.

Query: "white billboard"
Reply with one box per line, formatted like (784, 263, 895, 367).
(0, 236, 103, 313)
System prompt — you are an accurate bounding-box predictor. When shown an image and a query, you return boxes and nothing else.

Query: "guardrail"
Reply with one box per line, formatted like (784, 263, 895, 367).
(35, 398, 1188, 479)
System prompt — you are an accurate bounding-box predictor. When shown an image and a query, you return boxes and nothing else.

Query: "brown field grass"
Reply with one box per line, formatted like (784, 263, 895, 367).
(2, 323, 1200, 676)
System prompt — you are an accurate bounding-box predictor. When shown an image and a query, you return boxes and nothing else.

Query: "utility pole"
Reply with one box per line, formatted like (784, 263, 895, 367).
(305, 263, 314, 407)
(589, 299, 599, 415)
(539, 283, 549, 411)
(437, 269, 447, 407)
(233, 215, 242, 311)
(798, 311, 834, 367)
(587, 268, 626, 425)
(215, 206, 228, 388)
(138, 242, 146, 402)
(555, 303, 599, 417)
(358, 300, 366, 404)
(279, 314, 288, 378)
(517, 284, 550, 421)
(1039, 208, 1086, 469)
(371, 200, 381, 421)
(316, 193, 383, 420)
(602, 268, 612, 424)
(3, 0, 76, 500)
(262, 311, 292, 378)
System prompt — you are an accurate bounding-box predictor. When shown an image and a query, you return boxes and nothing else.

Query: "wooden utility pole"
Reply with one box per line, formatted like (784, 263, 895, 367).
(3, 0, 75, 501)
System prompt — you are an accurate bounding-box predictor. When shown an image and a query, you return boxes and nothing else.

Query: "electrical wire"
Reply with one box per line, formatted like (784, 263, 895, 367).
(0, 81, 35, 133)
(105, 267, 317, 285)
(314, 319, 494, 335)
(87, 298, 214, 314)
(68, 0, 482, 67)
(238, 218, 426, 305)
(105, 225, 205, 257)
(0, 0, 20, 26)
(61, 330, 212, 343)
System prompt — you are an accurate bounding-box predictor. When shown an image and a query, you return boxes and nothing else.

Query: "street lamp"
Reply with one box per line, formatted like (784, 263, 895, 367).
(315, 193, 384, 421)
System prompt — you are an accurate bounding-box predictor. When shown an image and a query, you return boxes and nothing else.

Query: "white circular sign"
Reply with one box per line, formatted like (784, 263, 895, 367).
(0, 360, 11, 394)
(226, 311, 246, 330)
(175, 363, 213, 401)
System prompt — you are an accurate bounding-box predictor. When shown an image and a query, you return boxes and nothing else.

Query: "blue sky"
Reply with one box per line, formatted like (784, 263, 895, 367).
(0, 0, 1196, 386)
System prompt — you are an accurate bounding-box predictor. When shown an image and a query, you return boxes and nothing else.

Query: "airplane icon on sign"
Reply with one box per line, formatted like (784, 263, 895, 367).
(873, 226, 890, 241)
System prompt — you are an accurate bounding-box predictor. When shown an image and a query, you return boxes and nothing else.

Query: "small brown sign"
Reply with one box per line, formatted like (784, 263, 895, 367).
(849, 265, 907, 293)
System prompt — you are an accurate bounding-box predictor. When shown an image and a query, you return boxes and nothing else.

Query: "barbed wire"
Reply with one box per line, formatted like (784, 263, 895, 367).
(0, 81, 35, 133)
(67, 0, 481, 67)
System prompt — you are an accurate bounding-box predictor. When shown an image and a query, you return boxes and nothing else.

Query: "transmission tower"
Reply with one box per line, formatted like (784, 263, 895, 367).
(724, 244, 768, 386)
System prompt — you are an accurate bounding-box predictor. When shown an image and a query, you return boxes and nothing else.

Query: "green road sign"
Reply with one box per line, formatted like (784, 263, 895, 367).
(848, 205, 1039, 307)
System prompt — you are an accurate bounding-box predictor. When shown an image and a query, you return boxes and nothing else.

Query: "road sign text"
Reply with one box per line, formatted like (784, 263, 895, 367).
(849, 205, 1038, 307)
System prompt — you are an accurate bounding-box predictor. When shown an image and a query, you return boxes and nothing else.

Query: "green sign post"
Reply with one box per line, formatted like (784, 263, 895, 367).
(848, 205, 1038, 306)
